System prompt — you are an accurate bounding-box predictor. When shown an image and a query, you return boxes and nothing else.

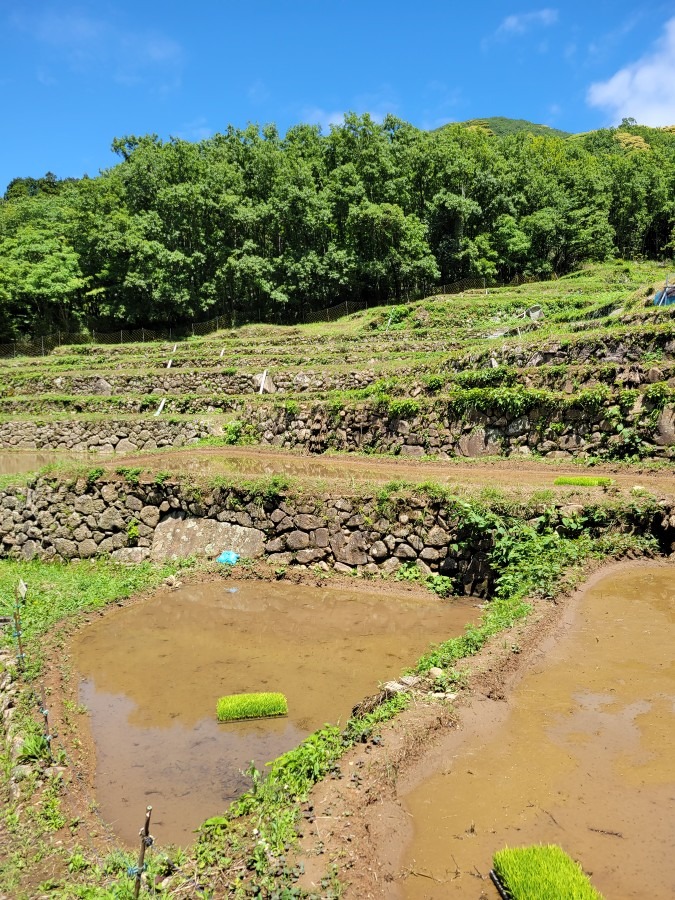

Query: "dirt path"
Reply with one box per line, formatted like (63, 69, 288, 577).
(106, 445, 675, 495)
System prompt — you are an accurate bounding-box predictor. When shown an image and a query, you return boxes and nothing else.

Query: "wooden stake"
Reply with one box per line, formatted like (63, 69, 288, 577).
(133, 806, 153, 899)
(39, 685, 53, 762)
(12, 605, 25, 672)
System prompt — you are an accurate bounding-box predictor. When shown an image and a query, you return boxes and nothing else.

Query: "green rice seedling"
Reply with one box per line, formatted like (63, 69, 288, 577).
(492, 845, 603, 899)
(554, 476, 614, 487)
(216, 692, 288, 722)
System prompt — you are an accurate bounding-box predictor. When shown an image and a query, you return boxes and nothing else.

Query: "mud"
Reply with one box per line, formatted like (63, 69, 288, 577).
(72, 580, 477, 847)
(0, 450, 89, 475)
(112, 445, 675, 495)
(398, 564, 675, 900)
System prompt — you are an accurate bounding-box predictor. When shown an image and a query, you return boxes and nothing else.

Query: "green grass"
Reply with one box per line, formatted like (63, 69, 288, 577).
(493, 845, 603, 899)
(0, 557, 194, 677)
(554, 476, 614, 487)
(216, 692, 288, 722)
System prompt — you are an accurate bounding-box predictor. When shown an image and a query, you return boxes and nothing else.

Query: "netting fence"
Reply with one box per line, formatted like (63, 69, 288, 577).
(0, 273, 546, 360)
(0, 315, 230, 360)
(303, 300, 369, 324)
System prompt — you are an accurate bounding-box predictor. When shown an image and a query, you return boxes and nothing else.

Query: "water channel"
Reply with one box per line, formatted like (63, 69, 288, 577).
(73, 580, 478, 846)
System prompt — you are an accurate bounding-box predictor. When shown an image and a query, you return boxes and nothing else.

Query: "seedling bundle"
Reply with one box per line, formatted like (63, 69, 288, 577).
(491, 845, 603, 899)
(216, 692, 288, 722)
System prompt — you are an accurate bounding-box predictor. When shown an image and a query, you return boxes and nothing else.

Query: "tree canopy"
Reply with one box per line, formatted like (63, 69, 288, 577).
(1, 115, 674, 340)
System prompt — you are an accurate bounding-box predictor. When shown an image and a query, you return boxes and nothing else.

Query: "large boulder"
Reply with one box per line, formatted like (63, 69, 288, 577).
(150, 514, 265, 561)
(252, 372, 276, 394)
(329, 530, 368, 566)
(653, 406, 675, 446)
(457, 428, 502, 457)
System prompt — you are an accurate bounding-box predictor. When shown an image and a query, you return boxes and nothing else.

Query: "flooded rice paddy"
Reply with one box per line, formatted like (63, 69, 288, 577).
(73, 580, 477, 846)
(0, 450, 90, 475)
(116, 445, 675, 495)
(399, 564, 675, 900)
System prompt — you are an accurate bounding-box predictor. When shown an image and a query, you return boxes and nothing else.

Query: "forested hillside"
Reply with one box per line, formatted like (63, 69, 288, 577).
(456, 117, 570, 137)
(1, 114, 674, 340)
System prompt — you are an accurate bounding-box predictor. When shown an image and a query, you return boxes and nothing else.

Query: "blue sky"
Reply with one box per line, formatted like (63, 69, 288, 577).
(2, 0, 675, 190)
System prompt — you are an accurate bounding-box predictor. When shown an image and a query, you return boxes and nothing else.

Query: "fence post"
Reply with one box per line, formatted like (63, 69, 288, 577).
(142, 328, 145, 342)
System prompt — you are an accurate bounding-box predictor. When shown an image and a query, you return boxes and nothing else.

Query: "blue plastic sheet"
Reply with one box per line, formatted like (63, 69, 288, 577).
(216, 550, 240, 565)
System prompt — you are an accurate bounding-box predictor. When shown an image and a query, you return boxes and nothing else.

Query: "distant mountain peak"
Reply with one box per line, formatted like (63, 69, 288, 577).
(434, 117, 570, 138)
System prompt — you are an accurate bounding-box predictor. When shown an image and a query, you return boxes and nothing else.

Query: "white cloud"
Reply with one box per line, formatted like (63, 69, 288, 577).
(587, 17, 675, 126)
(9, 8, 183, 88)
(300, 107, 345, 133)
(174, 116, 212, 142)
(494, 8, 559, 38)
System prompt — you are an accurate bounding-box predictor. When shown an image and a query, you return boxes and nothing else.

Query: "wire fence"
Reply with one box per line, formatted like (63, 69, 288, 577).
(0, 273, 546, 360)
(303, 273, 544, 325)
(0, 316, 231, 360)
(304, 300, 369, 324)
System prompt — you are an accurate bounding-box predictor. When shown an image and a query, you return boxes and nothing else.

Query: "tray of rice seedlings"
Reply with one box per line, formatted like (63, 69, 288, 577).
(553, 475, 614, 487)
(490, 845, 603, 899)
(216, 692, 288, 723)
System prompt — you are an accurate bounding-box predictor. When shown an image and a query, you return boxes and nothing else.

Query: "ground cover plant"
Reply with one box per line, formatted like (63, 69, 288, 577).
(216, 692, 288, 722)
(492, 845, 603, 900)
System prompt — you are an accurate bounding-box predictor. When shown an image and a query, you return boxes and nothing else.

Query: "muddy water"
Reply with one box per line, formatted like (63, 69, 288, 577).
(0, 450, 90, 475)
(399, 565, 675, 900)
(73, 581, 477, 847)
(118, 446, 675, 495)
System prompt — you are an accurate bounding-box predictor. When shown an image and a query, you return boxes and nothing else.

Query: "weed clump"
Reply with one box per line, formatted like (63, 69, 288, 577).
(216, 692, 288, 722)
(492, 845, 603, 899)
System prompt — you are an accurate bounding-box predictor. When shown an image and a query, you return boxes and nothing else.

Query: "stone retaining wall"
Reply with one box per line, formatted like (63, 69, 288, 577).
(1, 369, 381, 398)
(0, 478, 498, 595)
(2, 478, 674, 599)
(1, 395, 673, 459)
(0, 418, 217, 452)
(250, 399, 675, 460)
(2, 359, 674, 402)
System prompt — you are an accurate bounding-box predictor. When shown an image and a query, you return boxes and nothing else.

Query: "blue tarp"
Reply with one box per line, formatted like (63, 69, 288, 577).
(654, 286, 675, 306)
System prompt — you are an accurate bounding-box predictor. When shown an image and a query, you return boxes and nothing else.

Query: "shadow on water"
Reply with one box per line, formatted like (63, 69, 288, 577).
(73, 581, 478, 846)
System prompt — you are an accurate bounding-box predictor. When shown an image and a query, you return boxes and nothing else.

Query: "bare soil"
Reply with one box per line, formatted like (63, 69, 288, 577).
(105, 444, 675, 495)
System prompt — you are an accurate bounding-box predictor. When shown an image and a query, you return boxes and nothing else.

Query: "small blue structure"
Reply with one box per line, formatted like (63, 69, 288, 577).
(654, 277, 675, 306)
